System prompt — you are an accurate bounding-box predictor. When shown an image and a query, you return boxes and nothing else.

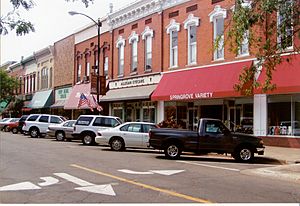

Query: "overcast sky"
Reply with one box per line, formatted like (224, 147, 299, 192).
(0, 0, 133, 65)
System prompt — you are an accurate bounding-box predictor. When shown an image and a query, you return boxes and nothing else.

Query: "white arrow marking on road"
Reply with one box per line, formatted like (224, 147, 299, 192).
(0, 182, 41, 191)
(54, 173, 94, 186)
(149, 170, 185, 176)
(38, 177, 59, 186)
(118, 169, 154, 175)
(75, 184, 116, 196)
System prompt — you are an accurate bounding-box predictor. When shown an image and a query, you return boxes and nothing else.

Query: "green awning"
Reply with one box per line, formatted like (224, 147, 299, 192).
(29, 90, 53, 109)
(0, 100, 9, 113)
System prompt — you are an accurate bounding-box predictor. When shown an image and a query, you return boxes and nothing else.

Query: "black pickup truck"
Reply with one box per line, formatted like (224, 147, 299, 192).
(149, 118, 264, 162)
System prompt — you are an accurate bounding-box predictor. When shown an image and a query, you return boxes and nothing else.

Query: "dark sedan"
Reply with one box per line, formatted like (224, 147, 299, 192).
(47, 120, 76, 141)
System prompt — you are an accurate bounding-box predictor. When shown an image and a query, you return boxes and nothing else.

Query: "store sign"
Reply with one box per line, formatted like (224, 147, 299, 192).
(55, 87, 71, 101)
(170, 92, 213, 100)
(109, 74, 161, 89)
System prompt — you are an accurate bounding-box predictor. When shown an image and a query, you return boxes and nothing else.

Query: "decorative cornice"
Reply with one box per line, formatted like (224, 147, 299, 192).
(166, 19, 181, 34)
(107, 0, 191, 29)
(208, 5, 227, 22)
(141, 26, 154, 39)
(183, 14, 200, 29)
(128, 31, 139, 44)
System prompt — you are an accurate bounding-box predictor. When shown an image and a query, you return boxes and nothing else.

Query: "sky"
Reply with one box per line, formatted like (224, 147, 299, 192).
(0, 0, 133, 65)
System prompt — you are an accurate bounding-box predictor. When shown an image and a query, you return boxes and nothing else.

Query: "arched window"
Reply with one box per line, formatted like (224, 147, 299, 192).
(116, 36, 125, 76)
(128, 31, 139, 73)
(166, 20, 180, 68)
(142, 26, 154, 71)
(209, 5, 227, 60)
(184, 14, 200, 65)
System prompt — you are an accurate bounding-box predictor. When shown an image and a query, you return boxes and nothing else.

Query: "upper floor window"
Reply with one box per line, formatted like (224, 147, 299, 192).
(142, 26, 154, 71)
(277, 0, 293, 50)
(77, 64, 81, 82)
(116, 36, 125, 76)
(49, 67, 53, 88)
(129, 31, 139, 73)
(166, 20, 180, 68)
(184, 14, 200, 65)
(41, 67, 49, 89)
(209, 5, 227, 61)
(238, 31, 249, 56)
(104, 56, 109, 76)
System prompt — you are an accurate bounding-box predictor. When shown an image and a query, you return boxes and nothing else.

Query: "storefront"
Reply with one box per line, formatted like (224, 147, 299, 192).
(64, 82, 105, 119)
(152, 60, 254, 131)
(101, 74, 161, 123)
(51, 85, 72, 119)
(254, 54, 300, 147)
(29, 89, 53, 113)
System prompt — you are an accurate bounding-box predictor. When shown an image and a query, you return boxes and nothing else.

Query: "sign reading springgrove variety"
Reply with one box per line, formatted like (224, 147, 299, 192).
(170, 92, 213, 100)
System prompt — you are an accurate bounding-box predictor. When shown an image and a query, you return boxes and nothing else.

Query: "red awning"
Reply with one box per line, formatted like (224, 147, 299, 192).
(64, 82, 98, 110)
(256, 54, 300, 94)
(151, 60, 253, 101)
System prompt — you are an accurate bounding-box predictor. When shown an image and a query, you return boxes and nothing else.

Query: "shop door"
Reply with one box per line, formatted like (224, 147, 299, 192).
(229, 107, 241, 132)
(188, 108, 198, 131)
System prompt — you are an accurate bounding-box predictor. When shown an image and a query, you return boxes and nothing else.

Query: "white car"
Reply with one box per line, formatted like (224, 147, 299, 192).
(95, 122, 158, 151)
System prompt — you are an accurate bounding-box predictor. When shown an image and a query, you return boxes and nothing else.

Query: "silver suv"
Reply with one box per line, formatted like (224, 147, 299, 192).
(72, 115, 122, 145)
(23, 114, 66, 138)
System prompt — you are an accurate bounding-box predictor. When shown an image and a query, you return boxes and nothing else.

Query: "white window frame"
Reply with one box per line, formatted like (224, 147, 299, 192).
(86, 62, 90, 77)
(238, 30, 250, 57)
(116, 36, 126, 76)
(104, 56, 109, 76)
(77, 64, 81, 83)
(128, 31, 139, 73)
(209, 5, 227, 61)
(166, 19, 180, 68)
(184, 14, 200, 65)
(277, 0, 293, 51)
(142, 26, 154, 71)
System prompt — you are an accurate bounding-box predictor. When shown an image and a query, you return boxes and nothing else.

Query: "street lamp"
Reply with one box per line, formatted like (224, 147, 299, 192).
(68, 11, 102, 107)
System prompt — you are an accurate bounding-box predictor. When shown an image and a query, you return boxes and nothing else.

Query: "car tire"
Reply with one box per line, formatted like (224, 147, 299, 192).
(82, 133, 95, 145)
(29, 127, 40, 138)
(164, 142, 182, 159)
(110, 138, 125, 151)
(12, 128, 18, 134)
(55, 131, 65, 141)
(234, 146, 254, 162)
(3, 126, 9, 132)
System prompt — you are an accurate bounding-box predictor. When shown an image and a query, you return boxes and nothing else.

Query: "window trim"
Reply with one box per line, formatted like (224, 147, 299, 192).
(184, 14, 200, 65)
(142, 26, 154, 71)
(128, 31, 139, 73)
(116, 36, 126, 77)
(166, 19, 180, 68)
(277, 0, 293, 51)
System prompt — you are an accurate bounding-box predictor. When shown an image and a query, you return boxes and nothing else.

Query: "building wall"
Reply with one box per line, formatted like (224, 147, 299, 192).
(54, 35, 75, 88)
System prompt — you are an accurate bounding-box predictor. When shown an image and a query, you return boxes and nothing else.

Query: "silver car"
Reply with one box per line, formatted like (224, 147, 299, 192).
(47, 120, 76, 141)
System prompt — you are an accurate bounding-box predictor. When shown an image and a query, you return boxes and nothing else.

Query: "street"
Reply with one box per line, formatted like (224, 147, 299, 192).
(0, 131, 299, 203)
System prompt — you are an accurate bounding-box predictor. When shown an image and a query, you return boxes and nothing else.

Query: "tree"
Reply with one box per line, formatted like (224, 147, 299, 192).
(0, 0, 94, 35)
(226, 0, 300, 94)
(0, 70, 19, 100)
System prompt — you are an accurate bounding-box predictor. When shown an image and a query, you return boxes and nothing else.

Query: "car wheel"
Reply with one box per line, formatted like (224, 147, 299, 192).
(12, 128, 18, 134)
(234, 146, 254, 162)
(82, 133, 95, 145)
(56, 131, 65, 141)
(4, 126, 9, 132)
(29, 127, 39, 138)
(110, 138, 125, 151)
(164, 142, 182, 159)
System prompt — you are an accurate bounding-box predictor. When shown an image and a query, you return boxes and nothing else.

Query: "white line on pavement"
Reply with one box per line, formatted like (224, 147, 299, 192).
(38, 177, 59, 186)
(54, 173, 94, 187)
(177, 160, 240, 172)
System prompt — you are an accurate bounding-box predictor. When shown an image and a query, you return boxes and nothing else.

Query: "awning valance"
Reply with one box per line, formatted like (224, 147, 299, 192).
(151, 60, 253, 101)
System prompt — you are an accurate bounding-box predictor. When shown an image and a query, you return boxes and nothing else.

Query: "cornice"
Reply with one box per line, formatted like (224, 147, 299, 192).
(108, 0, 191, 29)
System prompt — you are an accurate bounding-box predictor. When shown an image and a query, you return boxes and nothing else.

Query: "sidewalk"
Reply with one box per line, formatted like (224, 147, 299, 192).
(264, 146, 300, 164)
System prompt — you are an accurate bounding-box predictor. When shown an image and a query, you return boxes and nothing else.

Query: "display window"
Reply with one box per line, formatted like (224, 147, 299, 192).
(268, 95, 300, 136)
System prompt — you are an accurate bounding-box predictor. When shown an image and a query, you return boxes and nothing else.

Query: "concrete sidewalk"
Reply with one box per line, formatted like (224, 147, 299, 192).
(264, 146, 300, 164)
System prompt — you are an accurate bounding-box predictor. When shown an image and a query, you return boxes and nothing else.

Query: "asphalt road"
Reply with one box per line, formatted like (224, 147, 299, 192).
(0, 131, 299, 203)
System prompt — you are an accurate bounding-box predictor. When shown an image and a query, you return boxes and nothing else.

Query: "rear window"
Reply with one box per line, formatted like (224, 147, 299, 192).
(27, 115, 39, 121)
(93, 117, 120, 127)
(39, 116, 49, 123)
(143, 124, 157, 133)
(50, 116, 63, 124)
(76, 117, 93, 126)
(19, 116, 28, 122)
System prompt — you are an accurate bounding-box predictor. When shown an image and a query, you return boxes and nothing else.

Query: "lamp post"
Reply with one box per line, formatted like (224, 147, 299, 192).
(68, 11, 102, 106)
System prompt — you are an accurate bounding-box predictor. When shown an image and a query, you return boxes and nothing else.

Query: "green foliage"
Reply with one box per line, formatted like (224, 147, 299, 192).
(0, 70, 19, 100)
(226, 0, 300, 94)
(0, 0, 94, 35)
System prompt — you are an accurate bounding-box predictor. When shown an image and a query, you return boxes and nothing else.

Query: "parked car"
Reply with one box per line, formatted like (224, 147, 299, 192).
(1, 118, 19, 132)
(72, 115, 122, 145)
(95, 122, 158, 151)
(149, 118, 265, 162)
(22, 114, 66, 138)
(0, 118, 12, 131)
(8, 115, 29, 134)
(47, 120, 76, 141)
